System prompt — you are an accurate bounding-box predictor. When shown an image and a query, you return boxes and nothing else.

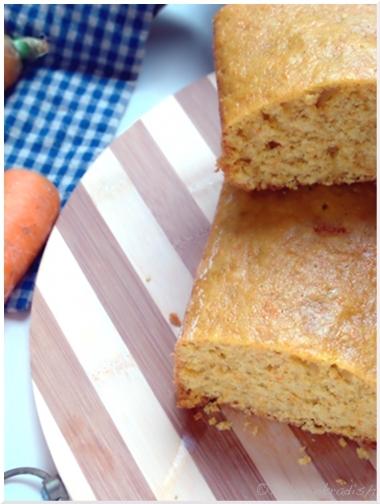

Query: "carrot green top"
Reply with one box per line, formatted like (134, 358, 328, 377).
(11, 36, 49, 62)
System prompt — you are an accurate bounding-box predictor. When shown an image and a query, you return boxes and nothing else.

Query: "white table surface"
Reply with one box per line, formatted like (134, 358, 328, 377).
(4, 4, 221, 500)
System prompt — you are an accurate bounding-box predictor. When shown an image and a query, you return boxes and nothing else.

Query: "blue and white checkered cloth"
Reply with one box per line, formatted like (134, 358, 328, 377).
(5, 4, 160, 312)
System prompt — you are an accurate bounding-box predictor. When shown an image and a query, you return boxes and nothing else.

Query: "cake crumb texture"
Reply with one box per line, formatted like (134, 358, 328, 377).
(214, 5, 376, 190)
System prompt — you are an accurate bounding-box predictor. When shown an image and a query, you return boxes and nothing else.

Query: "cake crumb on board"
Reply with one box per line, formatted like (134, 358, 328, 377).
(244, 421, 259, 436)
(338, 437, 347, 448)
(298, 455, 311, 465)
(208, 417, 217, 426)
(204, 402, 220, 414)
(249, 425, 259, 436)
(335, 478, 347, 486)
(193, 411, 203, 421)
(169, 313, 181, 327)
(216, 420, 232, 431)
(356, 447, 370, 460)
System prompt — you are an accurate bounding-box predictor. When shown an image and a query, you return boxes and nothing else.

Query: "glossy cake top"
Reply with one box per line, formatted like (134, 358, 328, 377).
(214, 4, 377, 126)
(180, 182, 376, 384)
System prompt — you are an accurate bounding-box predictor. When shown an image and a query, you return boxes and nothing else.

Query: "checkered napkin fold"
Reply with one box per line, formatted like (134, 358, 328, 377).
(5, 4, 160, 312)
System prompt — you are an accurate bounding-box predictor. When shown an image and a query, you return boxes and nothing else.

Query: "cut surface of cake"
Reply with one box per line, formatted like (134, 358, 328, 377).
(175, 182, 376, 442)
(214, 4, 377, 190)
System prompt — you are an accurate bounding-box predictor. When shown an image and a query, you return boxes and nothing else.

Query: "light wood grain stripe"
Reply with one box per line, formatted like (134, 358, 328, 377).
(30, 291, 155, 501)
(111, 122, 210, 276)
(291, 426, 376, 501)
(176, 76, 221, 157)
(57, 183, 275, 501)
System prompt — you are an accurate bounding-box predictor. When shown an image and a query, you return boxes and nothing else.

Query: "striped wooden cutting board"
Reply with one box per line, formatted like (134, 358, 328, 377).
(30, 74, 376, 501)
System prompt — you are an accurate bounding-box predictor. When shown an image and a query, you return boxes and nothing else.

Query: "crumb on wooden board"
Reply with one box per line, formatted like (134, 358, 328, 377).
(298, 454, 311, 465)
(249, 425, 259, 436)
(335, 478, 347, 486)
(356, 447, 370, 460)
(204, 402, 220, 414)
(338, 437, 348, 448)
(169, 312, 181, 327)
(216, 420, 232, 431)
(243, 420, 259, 436)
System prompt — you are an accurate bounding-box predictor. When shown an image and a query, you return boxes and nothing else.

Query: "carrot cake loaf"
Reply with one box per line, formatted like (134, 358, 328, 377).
(175, 182, 376, 442)
(214, 5, 376, 190)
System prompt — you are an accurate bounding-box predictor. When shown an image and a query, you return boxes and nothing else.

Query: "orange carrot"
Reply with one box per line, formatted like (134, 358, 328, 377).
(4, 35, 48, 91)
(4, 168, 60, 302)
(4, 36, 22, 91)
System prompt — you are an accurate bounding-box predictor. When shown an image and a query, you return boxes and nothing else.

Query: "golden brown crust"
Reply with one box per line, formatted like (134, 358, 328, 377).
(214, 4, 376, 127)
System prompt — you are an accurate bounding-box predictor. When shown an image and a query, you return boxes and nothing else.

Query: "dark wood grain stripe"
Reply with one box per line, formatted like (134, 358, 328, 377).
(176, 77, 221, 157)
(291, 427, 376, 501)
(57, 183, 275, 501)
(30, 291, 155, 501)
(111, 121, 210, 276)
